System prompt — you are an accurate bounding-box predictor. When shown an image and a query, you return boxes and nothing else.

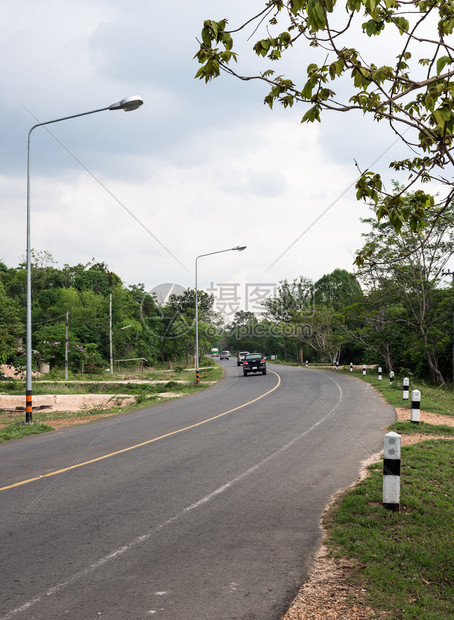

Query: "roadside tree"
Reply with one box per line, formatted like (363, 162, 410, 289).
(357, 195, 454, 384)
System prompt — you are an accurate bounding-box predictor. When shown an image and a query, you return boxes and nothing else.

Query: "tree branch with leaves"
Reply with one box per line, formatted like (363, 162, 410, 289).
(195, 0, 454, 235)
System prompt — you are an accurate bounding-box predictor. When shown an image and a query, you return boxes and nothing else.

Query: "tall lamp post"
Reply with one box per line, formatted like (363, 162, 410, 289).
(25, 96, 144, 423)
(442, 269, 454, 384)
(195, 245, 246, 384)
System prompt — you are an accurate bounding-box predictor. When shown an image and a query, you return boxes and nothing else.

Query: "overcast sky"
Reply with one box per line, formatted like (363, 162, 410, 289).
(0, 0, 429, 317)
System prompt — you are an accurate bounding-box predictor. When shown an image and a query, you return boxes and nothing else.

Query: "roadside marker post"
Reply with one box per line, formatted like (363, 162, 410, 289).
(403, 377, 409, 400)
(411, 389, 421, 424)
(336, 361, 339, 371)
(362, 364, 366, 376)
(350, 362, 353, 373)
(390, 371, 394, 384)
(378, 366, 382, 381)
(383, 431, 401, 512)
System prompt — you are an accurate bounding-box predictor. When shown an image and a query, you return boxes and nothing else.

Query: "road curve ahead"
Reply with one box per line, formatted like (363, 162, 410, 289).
(0, 361, 395, 620)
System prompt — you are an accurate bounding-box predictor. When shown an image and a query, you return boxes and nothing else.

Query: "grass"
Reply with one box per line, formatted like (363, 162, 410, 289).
(316, 366, 454, 617)
(0, 422, 54, 442)
(269, 360, 454, 416)
(0, 359, 223, 442)
(389, 421, 454, 436)
(341, 370, 454, 416)
(324, 439, 454, 618)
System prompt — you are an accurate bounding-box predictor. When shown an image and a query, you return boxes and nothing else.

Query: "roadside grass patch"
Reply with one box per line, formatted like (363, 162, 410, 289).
(0, 422, 54, 442)
(324, 439, 454, 618)
(345, 371, 454, 417)
(197, 365, 223, 382)
(389, 421, 454, 436)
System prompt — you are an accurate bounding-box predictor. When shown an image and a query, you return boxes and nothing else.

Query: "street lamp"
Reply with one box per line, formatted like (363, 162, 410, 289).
(442, 270, 454, 384)
(25, 96, 144, 423)
(194, 245, 247, 384)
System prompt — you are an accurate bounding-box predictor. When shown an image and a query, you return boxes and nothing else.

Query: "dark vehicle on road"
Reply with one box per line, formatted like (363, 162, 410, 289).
(237, 351, 250, 366)
(243, 353, 266, 376)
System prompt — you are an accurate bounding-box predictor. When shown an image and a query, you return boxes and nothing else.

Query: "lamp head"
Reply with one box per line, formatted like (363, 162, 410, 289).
(234, 245, 247, 251)
(109, 96, 144, 112)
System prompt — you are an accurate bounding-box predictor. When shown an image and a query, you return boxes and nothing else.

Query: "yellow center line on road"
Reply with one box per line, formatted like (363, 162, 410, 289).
(0, 370, 281, 493)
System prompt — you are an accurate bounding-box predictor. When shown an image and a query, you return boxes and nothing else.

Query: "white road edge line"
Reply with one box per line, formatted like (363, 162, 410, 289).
(1, 406, 337, 619)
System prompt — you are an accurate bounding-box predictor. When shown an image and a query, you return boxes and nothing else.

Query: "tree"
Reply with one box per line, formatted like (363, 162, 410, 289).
(167, 288, 215, 322)
(300, 304, 349, 362)
(357, 194, 454, 384)
(344, 285, 408, 371)
(195, 1, 454, 236)
(0, 281, 23, 365)
(225, 310, 259, 353)
(264, 276, 314, 322)
(314, 269, 362, 309)
(263, 276, 315, 362)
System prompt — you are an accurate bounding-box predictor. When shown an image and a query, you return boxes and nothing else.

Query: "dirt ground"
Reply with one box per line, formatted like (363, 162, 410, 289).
(283, 408, 454, 619)
(0, 393, 183, 430)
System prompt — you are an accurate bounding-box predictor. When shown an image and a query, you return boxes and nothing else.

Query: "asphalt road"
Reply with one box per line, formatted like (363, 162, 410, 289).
(0, 361, 395, 619)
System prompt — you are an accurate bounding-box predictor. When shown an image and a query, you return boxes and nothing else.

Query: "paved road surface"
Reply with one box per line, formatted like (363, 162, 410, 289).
(0, 362, 394, 619)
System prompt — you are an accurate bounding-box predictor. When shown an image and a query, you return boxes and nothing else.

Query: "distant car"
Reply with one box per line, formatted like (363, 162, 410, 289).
(243, 353, 266, 376)
(220, 351, 230, 360)
(237, 351, 250, 366)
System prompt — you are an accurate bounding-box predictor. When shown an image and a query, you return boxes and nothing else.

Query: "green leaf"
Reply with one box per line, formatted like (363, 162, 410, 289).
(290, 0, 305, 15)
(393, 16, 409, 32)
(436, 55, 452, 75)
(301, 105, 321, 123)
(302, 79, 314, 99)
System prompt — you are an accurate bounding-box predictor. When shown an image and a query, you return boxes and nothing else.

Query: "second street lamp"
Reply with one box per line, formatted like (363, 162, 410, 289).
(25, 96, 144, 423)
(195, 245, 247, 385)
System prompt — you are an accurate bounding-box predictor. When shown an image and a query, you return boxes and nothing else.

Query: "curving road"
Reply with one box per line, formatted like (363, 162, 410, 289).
(0, 361, 395, 619)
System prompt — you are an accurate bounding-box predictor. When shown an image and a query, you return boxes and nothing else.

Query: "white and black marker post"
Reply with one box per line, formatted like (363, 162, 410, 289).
(350, 362, 353, 373)
(390, 371, 394, 384)
(336, 361, 339, 371)
(411, 389, 421, 424)
(383, 431, 401, 512)
(378, 366, 382, 381)
(362, 364, 366, 376)
(403, 377, 409, 400)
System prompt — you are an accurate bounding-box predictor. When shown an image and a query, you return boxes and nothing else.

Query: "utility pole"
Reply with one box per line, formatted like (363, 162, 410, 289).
(65, 310, 69, 380)
(109, 293, 114, 374)
(442, 270, 454, 384)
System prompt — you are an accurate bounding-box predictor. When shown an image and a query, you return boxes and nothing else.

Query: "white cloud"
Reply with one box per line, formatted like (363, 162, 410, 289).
(0, 0, 419, 316)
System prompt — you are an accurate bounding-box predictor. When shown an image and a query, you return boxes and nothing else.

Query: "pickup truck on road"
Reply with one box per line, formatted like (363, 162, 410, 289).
(243, 353, 266, 376)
